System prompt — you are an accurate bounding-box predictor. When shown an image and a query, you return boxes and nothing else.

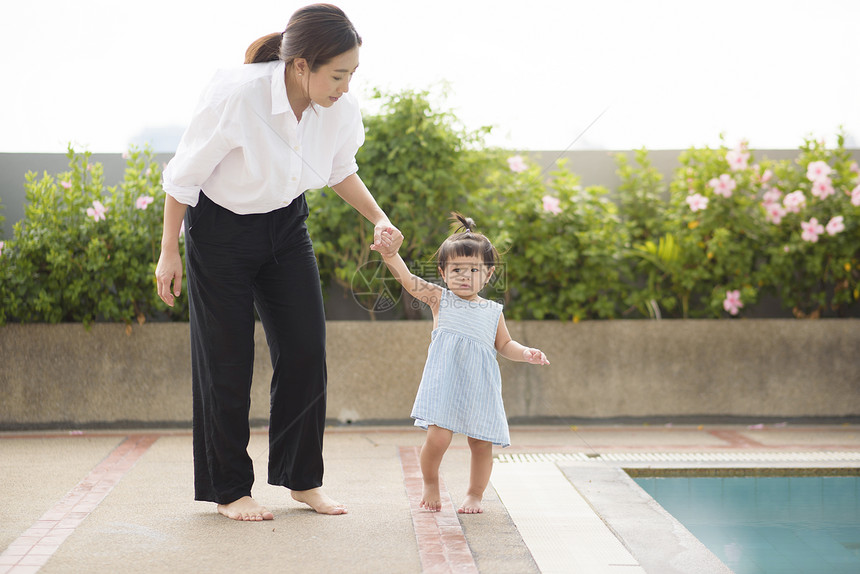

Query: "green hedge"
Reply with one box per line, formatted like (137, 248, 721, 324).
(0, 146, 187, 326)
(1, 91, 858, 324)
(478, 136, 858, 320)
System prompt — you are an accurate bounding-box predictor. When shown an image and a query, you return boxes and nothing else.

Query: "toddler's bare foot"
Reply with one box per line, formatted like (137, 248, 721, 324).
(291, 487, 347, 515)
(217, 496, 274, 521)
(420, 482, 442, 512)
(457, 494, 483, 514)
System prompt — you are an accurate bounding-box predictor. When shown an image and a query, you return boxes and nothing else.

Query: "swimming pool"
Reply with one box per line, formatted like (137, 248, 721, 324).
(634, 475, 860, 574)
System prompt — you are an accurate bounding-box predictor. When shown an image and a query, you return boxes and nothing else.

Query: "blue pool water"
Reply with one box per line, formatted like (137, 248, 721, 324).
(634, 476, 860, 574)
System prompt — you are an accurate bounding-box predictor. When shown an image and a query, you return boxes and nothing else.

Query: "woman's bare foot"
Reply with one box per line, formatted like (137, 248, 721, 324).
(217, 496, 274, 521)
(291, 488, 347, 515)
(457, 494, 483, 514)
(420, 482, 442, 512)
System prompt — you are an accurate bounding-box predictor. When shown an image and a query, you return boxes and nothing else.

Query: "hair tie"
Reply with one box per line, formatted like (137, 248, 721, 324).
(451, 212, 474, 234)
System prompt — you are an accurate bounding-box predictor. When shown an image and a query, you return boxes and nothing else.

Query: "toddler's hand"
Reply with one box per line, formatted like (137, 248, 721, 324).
(523, 348, 550, 365)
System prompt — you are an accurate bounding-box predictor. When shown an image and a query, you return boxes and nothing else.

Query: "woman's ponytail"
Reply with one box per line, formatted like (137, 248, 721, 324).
(244, 32, 282, 64)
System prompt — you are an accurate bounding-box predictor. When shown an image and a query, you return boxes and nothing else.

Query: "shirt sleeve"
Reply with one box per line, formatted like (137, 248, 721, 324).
(162, 89, 235, 207)
(327, 96, 366, 187)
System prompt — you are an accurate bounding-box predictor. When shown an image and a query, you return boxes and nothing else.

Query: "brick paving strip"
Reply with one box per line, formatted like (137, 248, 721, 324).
(0, 434, 159, 574)
(398, 446, 479, 574)
(707, 429, 767, 448)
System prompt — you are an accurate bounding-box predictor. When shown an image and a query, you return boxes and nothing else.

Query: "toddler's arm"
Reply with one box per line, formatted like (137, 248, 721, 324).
(495, 313, 550, 365)
(372, 230, 443, 312)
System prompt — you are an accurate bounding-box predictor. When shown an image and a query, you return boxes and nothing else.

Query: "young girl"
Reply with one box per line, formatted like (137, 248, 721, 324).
(373, 214, 549, 514)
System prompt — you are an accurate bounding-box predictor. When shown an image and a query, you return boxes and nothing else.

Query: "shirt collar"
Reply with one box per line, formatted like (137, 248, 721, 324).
(271, 60, 290, 115)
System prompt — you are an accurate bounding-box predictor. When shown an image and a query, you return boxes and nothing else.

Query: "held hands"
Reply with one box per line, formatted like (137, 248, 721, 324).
(369, 223, 403, 258)
(523, 347, 550, 365)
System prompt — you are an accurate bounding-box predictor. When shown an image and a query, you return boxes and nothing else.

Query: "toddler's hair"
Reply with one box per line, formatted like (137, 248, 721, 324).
(435, 213, 499, 270)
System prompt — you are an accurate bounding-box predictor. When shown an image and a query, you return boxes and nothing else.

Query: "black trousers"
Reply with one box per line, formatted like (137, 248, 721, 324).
(185, 192, 327, 504)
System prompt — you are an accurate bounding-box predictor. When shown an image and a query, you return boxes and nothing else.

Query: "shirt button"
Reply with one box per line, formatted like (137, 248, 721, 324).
(291, 177, 297, 182)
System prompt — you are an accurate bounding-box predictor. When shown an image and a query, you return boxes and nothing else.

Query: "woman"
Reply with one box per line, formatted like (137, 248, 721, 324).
(155, 4, 401, 521)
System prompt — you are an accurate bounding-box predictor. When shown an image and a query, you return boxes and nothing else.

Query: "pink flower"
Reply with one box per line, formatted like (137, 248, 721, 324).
(60, 180, 72, 189)
(179, 220, 186, 237)
(851, 185, 860, 207)
(783, 190, 806, 213)
(135, 195, 155, 210)
(0, 241, 4, 257)
(760, 169, 773, 184)
(811, 178, 834, 199)
(806, 160, 832, 182)
(800, 217, 824, 242)
(86, 200, 107, 222)
(825, 216, 844, 236)
(507, 155, 527, 173)
(723, 290, 743, 316)
(708, 174, 736, 198)
(686, 193, 709, 212)
(541, 195, 562, 214)
(850, 162, 859, 174)
(726, 149, 749, 171)
(765, 202, 786, 225)
(762, 189, 782, 206)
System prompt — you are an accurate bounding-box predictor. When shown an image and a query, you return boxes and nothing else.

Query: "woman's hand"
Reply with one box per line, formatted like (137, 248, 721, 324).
(156, 195, 189, 307)
(155, 246, 183, 307)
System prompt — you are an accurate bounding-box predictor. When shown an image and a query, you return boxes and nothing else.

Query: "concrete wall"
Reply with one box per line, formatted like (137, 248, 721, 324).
(1, 320, 857, 429)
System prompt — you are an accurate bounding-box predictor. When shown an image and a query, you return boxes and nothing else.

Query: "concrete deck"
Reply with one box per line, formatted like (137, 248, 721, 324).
(2, 424, 859, 573)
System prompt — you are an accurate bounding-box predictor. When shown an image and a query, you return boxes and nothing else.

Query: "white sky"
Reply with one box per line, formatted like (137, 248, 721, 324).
(1, 0, 858, 153)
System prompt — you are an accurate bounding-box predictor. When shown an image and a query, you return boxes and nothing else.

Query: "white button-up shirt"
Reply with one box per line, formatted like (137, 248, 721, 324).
(163, 60, 364, 214)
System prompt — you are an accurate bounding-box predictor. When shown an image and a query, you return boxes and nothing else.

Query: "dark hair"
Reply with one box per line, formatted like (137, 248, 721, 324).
(244, 4, 362, 68)
(435, 213, 499, 270)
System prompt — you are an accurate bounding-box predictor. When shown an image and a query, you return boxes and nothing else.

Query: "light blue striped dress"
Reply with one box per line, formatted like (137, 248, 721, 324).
(412, 288, 510, 447)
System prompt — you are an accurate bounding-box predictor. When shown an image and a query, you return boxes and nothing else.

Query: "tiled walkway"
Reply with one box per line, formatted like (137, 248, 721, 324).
(2, 424, 859, 573)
